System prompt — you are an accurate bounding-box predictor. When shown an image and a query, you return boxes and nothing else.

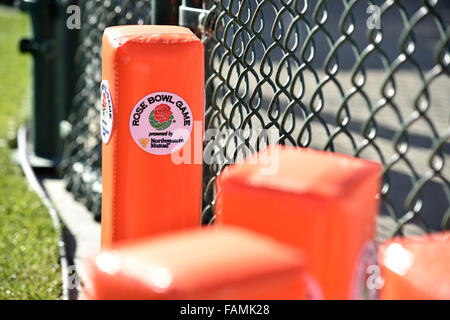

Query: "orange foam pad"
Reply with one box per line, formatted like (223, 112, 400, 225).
(85, 226, 319, 300)
(378, 231, 450, 300)
(215, 146, 381, 299)
(101, 26, 204, 248)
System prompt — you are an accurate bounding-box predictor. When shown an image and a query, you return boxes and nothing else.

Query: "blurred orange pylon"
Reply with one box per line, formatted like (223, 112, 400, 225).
(215, 145, 381, 299)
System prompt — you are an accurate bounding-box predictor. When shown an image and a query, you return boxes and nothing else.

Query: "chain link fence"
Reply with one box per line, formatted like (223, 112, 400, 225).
(61, 0, 450, 237)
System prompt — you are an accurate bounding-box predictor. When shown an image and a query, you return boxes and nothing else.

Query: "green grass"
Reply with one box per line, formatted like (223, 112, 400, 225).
(0, 6, 62, 299)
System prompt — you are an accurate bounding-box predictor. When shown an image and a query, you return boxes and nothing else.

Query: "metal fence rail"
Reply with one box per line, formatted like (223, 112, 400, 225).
(61, 0, 450, 236)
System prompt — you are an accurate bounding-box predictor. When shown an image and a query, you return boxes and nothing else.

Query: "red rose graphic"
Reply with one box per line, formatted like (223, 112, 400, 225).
(153, 104, 173, 123)
(102, 93, 107, 111)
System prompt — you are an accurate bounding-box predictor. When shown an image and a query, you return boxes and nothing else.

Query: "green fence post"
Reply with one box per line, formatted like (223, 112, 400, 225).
(151, 0, 180, 25)
(19, 0, 58, 165)
(54, 0, 79, 125)
(18, 0, 78, 166)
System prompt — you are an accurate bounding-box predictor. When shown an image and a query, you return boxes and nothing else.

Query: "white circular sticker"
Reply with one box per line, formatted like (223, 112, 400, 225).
(100, 80, 114, 144)
(129, 92, 193, 155)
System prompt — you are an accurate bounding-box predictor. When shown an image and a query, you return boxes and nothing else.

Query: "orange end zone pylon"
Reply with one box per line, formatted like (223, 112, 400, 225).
(84, 226, 321, 300)
(101, 26, 204, 248)
(378, 231, 450, 300)
(215, 146, 382, 299)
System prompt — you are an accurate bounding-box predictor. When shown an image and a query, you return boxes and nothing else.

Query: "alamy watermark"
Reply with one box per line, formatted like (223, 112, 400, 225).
(66, 5, 81, 30)
(366, 264, 384, 291)
(367, 5, 381, 30)
(169, 123, 281, 176)
(66, 4, 381, 31)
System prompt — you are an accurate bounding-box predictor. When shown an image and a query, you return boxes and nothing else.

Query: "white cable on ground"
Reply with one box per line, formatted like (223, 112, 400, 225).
(17, 126, 73, 300)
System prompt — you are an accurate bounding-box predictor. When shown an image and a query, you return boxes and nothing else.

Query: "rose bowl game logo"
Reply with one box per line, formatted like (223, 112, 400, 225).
(149, 104, 174, 130)
(129, 92, 193, 156)
(100, 80, 113, 144)
(102, 92, 108, 117)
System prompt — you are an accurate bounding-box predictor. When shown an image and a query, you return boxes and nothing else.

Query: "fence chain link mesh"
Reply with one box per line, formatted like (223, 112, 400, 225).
(62, 0, 450, 237)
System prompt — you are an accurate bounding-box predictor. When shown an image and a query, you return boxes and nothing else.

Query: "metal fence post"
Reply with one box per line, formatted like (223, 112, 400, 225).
(179, 0, 216, 224)
(54, 0, 79, 124)
(179, 0, 207, 34)
(151, 0, 180, 25)
(18, 0, 78, 166)
(19, 0, 57, 165)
